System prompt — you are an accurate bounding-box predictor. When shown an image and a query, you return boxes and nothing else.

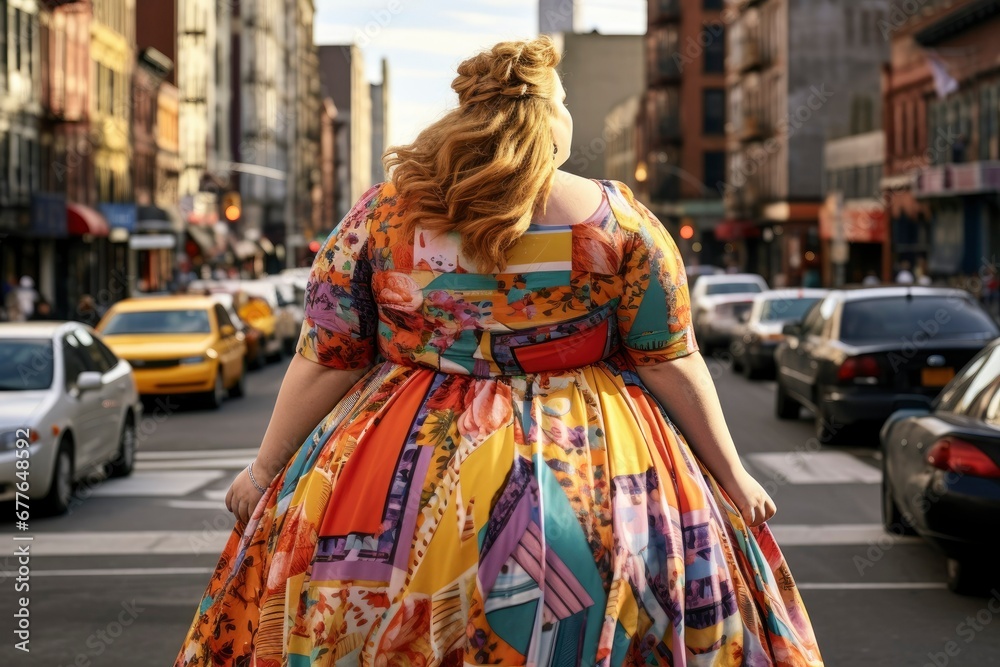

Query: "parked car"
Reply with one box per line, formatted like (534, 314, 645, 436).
(0, 322, 142, 515)
(689, 273, 769, 353)
(880, 337, 1000, 594)
(261, 275, 306, 353)
(211, 293, 267, 370)
(241, 280, 301, 355)
(97, 295, 247, 409)
(730, 289, 828, 379)
(774, 287, 1000, 442)
(684, 264, 724, 290)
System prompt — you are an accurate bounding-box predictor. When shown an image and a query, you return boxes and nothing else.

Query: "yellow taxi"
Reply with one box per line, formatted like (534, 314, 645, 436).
(97, 296, 247, 409)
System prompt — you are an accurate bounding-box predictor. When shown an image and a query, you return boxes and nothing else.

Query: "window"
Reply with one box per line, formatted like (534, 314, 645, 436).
(936, 344, 1000, 416)
(800, 301, 827, 338)
(101, 309, 213, 335)
(62, 336, 91, 391)
(0, 1, 7, 72)
(214, 304, 234, 331)
(13, 8, 20, 71)
(0, 340, 53, 391)
(704, 26, 724, 73)
(703, 89, 725, 135)
(840, 296, 998, 343)
(704, 151, 725, 193)
(71, 329, 114, 373)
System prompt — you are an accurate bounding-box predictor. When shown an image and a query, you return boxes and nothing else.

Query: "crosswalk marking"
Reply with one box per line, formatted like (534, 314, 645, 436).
(2, 523, 916, 557)
(746, 451, 881, 484)
(88, 471, 226, 498)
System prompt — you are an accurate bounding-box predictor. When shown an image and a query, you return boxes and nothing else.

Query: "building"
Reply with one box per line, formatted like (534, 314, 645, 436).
(319, 97, 338, 235)
(319, 43, 372, 220)
(604, 94, 641, 193)
(539, 0, 579, 34)
(883, 0, 1000, 294)
(640, 0, 727, 266)
(370, 57, 389, 186)
(821, 130, 888, 285)
(725, 0, 889, 286)
(0, 0, 44, 297)
(553, 31, 644, 182)
(285, 0, 321, 268)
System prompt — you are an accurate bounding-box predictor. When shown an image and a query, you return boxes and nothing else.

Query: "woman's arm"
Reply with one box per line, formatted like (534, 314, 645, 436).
(636, 351, 776, 526)
(226, 353, 370, 524)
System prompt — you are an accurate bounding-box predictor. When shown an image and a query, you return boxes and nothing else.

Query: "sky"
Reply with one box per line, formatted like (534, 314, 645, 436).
(314, 0, 646, 146)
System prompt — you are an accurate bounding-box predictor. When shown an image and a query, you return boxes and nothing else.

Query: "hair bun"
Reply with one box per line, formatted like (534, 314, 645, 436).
(453, 41, 556, 106)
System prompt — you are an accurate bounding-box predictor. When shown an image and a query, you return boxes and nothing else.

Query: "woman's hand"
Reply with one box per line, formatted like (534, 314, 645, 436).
(719, 468, 776, 528)
(225, 462, 267, 526)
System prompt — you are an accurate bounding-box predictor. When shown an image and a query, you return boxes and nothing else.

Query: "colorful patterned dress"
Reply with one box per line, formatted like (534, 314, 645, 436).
(176, 180, 824, 666)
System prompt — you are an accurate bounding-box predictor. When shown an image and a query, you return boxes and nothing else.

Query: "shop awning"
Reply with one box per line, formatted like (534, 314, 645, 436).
(67, 203, 110, 237)
(714, 219, 760, 242)
(186, 224, 217, 257)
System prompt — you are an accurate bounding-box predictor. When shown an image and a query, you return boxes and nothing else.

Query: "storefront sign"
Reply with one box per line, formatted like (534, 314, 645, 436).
(99, 203, 138, 232)
(129, 234, 177, 250)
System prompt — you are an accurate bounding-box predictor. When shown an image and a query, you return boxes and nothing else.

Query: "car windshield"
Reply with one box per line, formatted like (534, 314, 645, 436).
(705, 282, 763, 296)
(840, 296, 999, 343)
(760, 297, 823, 322)
(102, 309, 212, 335)
(0, 340, 54, 391)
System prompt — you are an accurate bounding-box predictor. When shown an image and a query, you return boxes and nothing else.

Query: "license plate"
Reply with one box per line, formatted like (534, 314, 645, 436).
(921, 367, 954, 387)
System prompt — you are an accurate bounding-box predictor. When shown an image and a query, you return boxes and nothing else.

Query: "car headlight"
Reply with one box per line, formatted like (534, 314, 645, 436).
(179, 356, 207, 365)
(0, 430, 37, 451)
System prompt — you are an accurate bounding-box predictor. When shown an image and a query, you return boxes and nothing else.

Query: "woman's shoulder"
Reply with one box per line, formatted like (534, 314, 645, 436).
(596, 179, 655, 234)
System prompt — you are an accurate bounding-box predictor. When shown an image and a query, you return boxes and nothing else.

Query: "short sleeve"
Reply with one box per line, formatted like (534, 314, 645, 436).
(616, 198, 699, 365)
(296, 183, 383, 369)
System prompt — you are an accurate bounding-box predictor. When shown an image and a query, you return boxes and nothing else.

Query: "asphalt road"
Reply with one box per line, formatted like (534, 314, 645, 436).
(2, 354, 999, 666)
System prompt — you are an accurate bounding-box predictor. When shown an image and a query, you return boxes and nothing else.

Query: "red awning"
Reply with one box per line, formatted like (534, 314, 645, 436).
(714, 219, 760, 242)
(67, 203, 110, 237)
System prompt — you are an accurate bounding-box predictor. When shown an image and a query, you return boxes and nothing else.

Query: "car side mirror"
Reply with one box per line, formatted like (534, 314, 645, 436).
(76, 371, 103, 392)
(782, 323, 801, 337)
(220, 324, 236, 338)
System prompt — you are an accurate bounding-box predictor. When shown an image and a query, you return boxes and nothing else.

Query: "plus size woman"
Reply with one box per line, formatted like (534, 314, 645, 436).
(176, 37, 823, 666)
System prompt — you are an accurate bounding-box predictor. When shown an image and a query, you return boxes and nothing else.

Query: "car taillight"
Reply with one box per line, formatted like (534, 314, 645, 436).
(926, 437, 1000, 479)
(837, 355, 882, 384)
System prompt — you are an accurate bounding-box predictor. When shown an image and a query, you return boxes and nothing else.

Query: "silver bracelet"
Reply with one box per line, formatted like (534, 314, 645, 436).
(246, 461, 267, 494)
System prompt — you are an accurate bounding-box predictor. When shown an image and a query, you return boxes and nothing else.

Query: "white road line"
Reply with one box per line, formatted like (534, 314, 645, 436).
(166, 500, 228, 510)
(797, 582, 947, 590)
(137, 448, 259, 460)
(136, 458, 251, 471)
(0, 567, 949, 591)
(769, 523, 922, 546)
(88, 471, 226, 497)
(0, 523, 917, 557)
(0, 567, 215, 577)
(746, 451, 882, 484)
(0, 531, 230, 556)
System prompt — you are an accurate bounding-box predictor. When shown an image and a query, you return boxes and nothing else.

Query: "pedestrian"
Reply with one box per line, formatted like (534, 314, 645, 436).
(862, 269, 880, 286)
(175, 36, 824, 667)
(27, 298, 55, 321)
(74, 295, 102, 327)
(895, 259, 915, 284)
(1, 275, 20, 321)
(15, 276, 38, 321)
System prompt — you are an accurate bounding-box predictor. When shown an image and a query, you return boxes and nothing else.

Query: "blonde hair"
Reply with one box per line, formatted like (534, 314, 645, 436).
(384, 36, 562, 272)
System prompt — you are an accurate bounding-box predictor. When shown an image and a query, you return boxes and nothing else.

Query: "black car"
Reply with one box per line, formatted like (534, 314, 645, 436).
(880, 337, 1000, 594)
(774, 287, 999, 442)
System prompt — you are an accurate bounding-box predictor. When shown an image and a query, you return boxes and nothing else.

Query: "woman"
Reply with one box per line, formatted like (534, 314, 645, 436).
(177, 37, 823, 666)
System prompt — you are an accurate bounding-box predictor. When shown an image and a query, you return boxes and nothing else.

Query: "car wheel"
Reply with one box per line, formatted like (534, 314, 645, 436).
(283, 337, 296, 356)
(880, 459, 916, 536)
(40, 438, 74, 516)
(107, 415, 136, 478)
(774, 379, 801, 419)
(229, 361, 247, 398)
(204, 371, 225, 410)
(947, 557, 993, 596)
(730, 350, 744, 373)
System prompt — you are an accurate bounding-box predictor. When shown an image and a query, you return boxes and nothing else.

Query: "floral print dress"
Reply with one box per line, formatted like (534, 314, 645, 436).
(175, 180, 824, 666)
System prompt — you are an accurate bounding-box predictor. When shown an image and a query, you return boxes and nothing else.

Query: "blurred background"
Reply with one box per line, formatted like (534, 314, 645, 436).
(2, 1, 1000, 666)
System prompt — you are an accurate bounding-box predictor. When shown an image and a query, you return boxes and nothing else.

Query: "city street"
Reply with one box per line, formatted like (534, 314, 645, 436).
(2, 356, 999, 667)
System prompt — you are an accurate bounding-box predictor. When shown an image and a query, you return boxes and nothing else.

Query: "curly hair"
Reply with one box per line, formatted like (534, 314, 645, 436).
(383, 36, 562, 273)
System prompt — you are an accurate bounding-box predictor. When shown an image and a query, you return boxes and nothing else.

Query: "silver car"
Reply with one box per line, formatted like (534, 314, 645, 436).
(0, 322, 142, 515)
(729, 289, 829, 379)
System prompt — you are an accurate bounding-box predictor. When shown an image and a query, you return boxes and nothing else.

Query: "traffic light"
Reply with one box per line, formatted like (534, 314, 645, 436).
(680, 224, 695, 240)
(222, 191, 241, 222)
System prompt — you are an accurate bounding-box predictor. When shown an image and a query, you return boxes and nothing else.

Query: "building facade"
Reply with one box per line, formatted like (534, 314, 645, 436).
(883, 0, 1000, 296)
(554, 31, 644, 183)
(640, 0, 727, 266)
(725, 0, 888, 286)
(318, 43, 372, 220)
(0, 0, 44, 296)
(370, 56, 389, 186)
(604, 94, 641, 193)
